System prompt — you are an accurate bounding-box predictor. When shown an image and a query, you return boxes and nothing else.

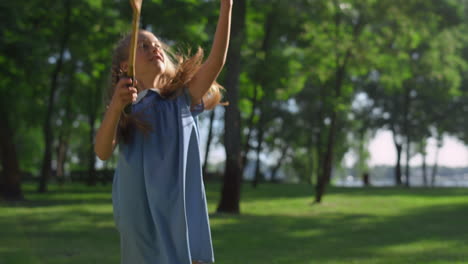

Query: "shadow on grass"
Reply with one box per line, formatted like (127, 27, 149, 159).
(207, 183, 468, 207)
(22, 183, 111, 193)
(0, 208, 120, 264)
(1, 198, 113, 208)
(228, 183, 315, 202)
(1, 184, 113, 208)
(209, 203, 468, 264)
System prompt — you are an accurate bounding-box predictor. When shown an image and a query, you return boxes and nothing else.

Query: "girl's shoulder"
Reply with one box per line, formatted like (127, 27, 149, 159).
(132, 87, 203, 114)
(133, 88, 161, 105)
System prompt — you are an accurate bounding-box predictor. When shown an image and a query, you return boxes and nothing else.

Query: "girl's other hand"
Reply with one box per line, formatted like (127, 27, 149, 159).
(111, 78, 138, 112)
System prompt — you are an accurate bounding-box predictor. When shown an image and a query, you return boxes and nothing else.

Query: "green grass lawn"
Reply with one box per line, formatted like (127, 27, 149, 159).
(1, 183, 468, 264)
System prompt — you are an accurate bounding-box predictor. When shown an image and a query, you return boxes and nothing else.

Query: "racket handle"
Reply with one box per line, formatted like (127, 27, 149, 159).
(123, 103, 132, 114)
(123, 76, 136, 114)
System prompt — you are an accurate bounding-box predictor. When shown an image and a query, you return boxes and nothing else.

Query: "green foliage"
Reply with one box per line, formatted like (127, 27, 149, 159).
(2, 0, 468, 195)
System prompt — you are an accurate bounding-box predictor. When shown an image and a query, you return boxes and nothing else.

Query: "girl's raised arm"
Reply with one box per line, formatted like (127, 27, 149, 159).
(188, 0, 232, 104)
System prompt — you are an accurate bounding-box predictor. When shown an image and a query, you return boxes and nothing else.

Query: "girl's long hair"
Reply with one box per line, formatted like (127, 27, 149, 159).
(108, 30, 224, 144)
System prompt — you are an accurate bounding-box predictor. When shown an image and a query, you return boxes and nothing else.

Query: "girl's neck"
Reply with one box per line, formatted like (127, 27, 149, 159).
(137, 75, 162, 92)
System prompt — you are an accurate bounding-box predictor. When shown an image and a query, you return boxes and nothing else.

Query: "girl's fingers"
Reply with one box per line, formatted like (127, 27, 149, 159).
(129, 87, 138, 94)
(117, 78, 137, 92)
(119, 77, 133, 87)
(118, 87, 137, 97)
(122, 78, 137, 88)
(121, 95, 134, 105)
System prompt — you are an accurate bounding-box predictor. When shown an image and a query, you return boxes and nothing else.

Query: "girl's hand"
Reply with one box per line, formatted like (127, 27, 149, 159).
(110, 78, 138, 112)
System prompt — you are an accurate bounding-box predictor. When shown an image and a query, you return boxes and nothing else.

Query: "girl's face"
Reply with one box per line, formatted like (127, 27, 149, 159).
(135, 31, 166, 78)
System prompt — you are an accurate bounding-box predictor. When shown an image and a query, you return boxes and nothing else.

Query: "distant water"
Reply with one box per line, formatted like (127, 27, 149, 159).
(335, 174, 468, 187)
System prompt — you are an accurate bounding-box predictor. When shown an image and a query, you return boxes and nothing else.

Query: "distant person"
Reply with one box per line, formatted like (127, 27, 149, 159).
(363, 172, 371, 187)
(94, 1, 232, 263)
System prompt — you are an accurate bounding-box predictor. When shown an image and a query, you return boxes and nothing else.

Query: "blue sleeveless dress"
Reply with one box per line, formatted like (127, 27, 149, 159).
(112, 88, 214, 264)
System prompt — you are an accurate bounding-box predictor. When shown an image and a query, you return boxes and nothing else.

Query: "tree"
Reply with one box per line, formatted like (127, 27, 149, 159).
(217, 0, 246, 214)
(359, 0, 464, 187)
(38, 0, 72, 193)
(0, 0, 54, 199)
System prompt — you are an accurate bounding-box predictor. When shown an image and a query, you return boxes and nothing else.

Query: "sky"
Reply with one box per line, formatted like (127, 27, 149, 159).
(201, 126, 468, 168)
(364, 130, 468, 167)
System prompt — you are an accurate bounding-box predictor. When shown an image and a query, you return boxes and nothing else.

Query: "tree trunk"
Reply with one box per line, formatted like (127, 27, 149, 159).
(87, 78, 103, 186)
(357, 128, 367, 179)
(422, 148, 427, 187)
(405, 137, 411, 188)
(56, 60, 77, 186)
(202, 109, 216, 179)
(314, 5, 356, 203)
(391, 123, 404, 186)
(0, 105, 23, 201)
(241, 10, 275, 171)
(241, 85, 258, 170)
(431, 136, 442, 187)
(308, 148, 314, 185)
(313, 89, 325, 189)
(217, 0, 246, 214)
(315, 112, 337, 203)
(38, 0, 71, 193)
(313, 91, 325, 187)
(324, 124, 336, 185)
(402, 83, 411, 188)
(56, 133, 69, 186)
(394, 142, 403, 186)
(314, 51, 351, 203)
(252, 122, 264, 188)
(270, 144, 288, 182)
(87, 111, 97, 186)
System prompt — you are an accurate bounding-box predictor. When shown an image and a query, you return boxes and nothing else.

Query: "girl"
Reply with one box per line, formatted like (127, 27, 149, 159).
(94, 1, 232, 263)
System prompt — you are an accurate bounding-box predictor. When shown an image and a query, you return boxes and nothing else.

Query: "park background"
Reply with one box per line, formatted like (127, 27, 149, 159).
(1, 0, 468, 263)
